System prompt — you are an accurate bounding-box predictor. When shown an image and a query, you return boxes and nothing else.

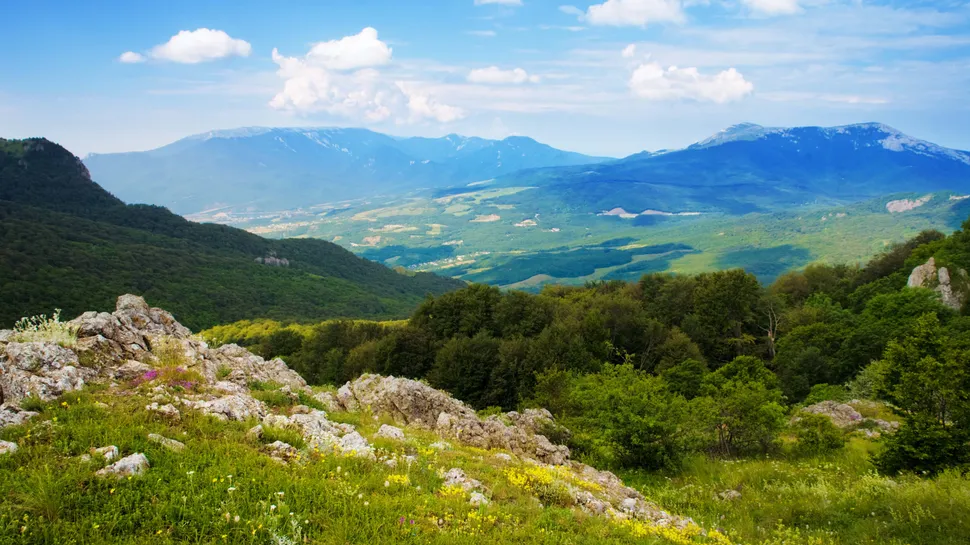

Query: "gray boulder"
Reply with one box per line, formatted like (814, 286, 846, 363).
(96, 453, 149, 478)
(0, 342, 92, 403)
(0, 440, 18, 455)
(908, 257, 969, 311)
(148, 433, 185, 452)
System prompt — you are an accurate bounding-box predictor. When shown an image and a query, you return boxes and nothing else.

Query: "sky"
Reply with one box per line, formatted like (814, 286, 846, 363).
(2, 0, 969, 158)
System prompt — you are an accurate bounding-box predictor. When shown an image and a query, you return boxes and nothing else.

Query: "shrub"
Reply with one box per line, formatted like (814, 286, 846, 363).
(11, 309, 77, 347)
(791, 413, 846, 456)
(804, 383, 850, 405)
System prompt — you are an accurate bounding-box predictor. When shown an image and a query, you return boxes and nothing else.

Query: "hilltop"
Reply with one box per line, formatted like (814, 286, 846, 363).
(0, 138, 464, 329)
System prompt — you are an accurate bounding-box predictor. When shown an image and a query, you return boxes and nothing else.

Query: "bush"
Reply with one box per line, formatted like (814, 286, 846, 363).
(791, 413, 846, 456)
(11, 309, 77, 347)
(804, 383, 850, 405)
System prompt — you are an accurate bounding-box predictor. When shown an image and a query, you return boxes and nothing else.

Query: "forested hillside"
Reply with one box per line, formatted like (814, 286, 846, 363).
(209, 222, 970, 476)
(0, 138, 464, 330)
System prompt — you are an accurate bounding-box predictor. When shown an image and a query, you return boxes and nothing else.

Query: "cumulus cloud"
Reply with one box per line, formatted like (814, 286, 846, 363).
(585, 0, 685, 27)
(149, 28, 251, 63)
(621, 44, 637, 58)
(270, 28, 461, 124)
(302, 27, 393, 70)
(468, 67, 540, 84)
(742, 0, 802, 16)
(118, 51, 145, 63)
(396, 83, 466, 122)
(559, 5, 584, 16)
(474, 0, 523, 5)
(629, 62, 753, 103)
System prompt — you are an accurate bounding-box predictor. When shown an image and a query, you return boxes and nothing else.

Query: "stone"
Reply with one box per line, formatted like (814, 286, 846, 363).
(376, 424, 405, 441)
(117, 360, 154, 381)
(469, 492, 489, 506)
(312, 391, 342, 412)
(247, 424, 264, 441)
(96, 453, 149, 478)
(0, 403, 38, 429)
(290, 404, 312, 415)
(0, 342, 91, 403)
(801, 401, 863, 429)
(148, 433, 186, 452)
(907, 258, 969, 311)
(184, 394, 266, 422)
(265, 440, 299, 464)
(146, 402, 181, 421)
(338, 431, 374, 458)
(93, 445, 119, 461)
(718, 490, 742, 501)
(0, 440, 18, 455)
(337, 375, 570, 464)
(494, 453, 512, 462)
(442, 468, 481, 492)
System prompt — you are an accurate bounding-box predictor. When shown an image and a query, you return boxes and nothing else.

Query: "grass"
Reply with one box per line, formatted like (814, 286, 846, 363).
(1, 384, 967, 544)
(10, 309, 77, 347)
(0, 387, 696, 545)
(622, 439, 970, 545)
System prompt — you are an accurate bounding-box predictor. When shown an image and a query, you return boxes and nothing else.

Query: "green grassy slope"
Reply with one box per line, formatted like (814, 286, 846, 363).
(0, 138, 464, 329)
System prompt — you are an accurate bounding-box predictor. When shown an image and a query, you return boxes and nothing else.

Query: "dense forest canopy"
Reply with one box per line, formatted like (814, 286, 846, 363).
(0, 138, 464, 329)
(208, 220, 970, 475)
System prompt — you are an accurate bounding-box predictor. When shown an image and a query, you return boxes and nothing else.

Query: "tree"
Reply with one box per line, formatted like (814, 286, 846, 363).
(427, 332, 501, 408)
(873, 313, 970, 474)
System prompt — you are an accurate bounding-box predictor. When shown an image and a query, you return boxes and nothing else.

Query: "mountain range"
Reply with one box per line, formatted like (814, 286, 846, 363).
(484, 122, 970, 216)
(83, 128, 609, 214)
(0, 137, 463, 329)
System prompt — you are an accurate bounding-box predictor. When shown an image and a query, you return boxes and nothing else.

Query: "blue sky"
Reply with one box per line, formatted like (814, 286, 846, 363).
(2, 0, 969, 157)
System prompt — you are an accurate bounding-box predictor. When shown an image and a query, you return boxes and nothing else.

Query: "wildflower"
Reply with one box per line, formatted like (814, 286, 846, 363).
(228, 486, 236, 492)
(234, 515, 240, 523)
(364, 501, 370, 506)
(186, 471, 196, 476)
(270, 505, 277, 511)
(277, 491, 284, 497)
(384, 480, 390, 488)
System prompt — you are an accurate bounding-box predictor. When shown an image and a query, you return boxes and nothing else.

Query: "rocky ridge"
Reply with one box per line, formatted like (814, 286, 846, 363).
(908, 257, 969, 311)
(0, 295, 694, 530)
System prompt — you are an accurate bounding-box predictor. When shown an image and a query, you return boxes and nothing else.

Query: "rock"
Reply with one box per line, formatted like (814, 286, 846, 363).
(0, 342, 92, 403)
(376, 424, 405, 441)
(94, 401, 110, 409)
(0, 403, 38, 429)
(146, 402, 181, 421)
(0, 440, 18, 455)
(117, 360, 154, 381)
(265, 440, 299, 464)
(96, 453, 149, 478)
(718, 490, 742, 501)
(116, 294, 150, 313)
(312, 391, 342, 412)
(494, 453, 512, 462)
(469, 492, 489, 506)
(442, 468, 481, 492)
(93, 445, 119, 461)
(620, 498, 639, 513)
(148, 433, 185, 452)
(338, 431, 374, 458)
(429, 440, 452, 451)
(801, 401, 863, 429)
(290, 404, 312, 415)
(908, 257, 969, 311)
(338, 374, 571, 465)
(199, 345, 306, 391)
(184, 394, 266, 422)
(0, 330, 13, 344)
(247, 424, 264, 441)
(384, 458, 398, 469)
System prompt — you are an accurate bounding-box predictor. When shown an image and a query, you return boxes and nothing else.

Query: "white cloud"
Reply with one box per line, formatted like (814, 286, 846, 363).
(629, 62, 753, 103)
(468, 66, 541, 84)
(585, 0, 685, 27)
(467, 30, 498, 37)
(118, 51, 145, 63)
(303, 27, 392, 70)
(270, 29, 461, 124)
(622, 44, 637, 58)
(742, 0, 802, 16)
(396, 83, 466, 122)
(474, 0, 523, 5)
(559, 5, 584, 16)
(149, 28, 251, 64)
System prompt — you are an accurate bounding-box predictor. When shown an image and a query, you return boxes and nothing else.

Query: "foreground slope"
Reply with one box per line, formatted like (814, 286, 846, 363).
(83, 128, 609, 214)
(0, 138, 464, 329)
(0, 295, 714, 545)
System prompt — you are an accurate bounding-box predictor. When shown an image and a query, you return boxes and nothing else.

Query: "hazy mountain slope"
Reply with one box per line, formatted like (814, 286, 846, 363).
(0, 137, 464, 329)
(83, 127, 609, 214)
(489, 123, 970, 215)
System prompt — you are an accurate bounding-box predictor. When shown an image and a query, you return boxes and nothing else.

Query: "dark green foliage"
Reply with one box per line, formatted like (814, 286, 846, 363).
(0, 138, 464, 330)
(428, 333, 502, 408)
(791, 413, 846, 456)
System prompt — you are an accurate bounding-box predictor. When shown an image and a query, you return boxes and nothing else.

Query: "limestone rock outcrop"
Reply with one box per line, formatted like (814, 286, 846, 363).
(908, 257, 968, 311)
(336, 374, 570, 465)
